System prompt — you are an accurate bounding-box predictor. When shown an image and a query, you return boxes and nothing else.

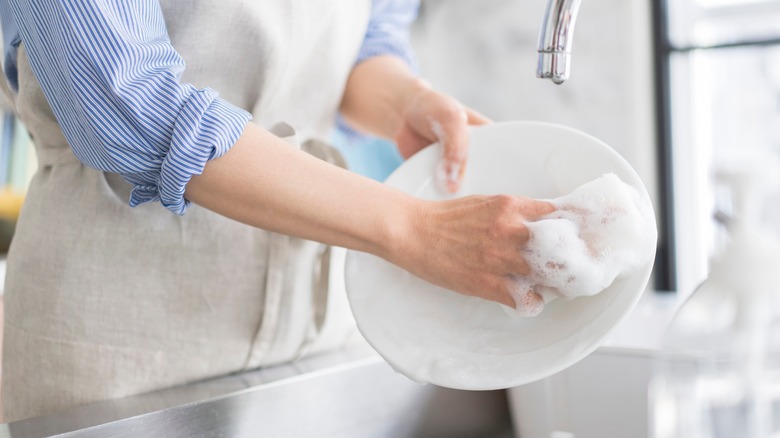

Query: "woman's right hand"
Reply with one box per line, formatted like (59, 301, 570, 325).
(386, 195, 555, 309)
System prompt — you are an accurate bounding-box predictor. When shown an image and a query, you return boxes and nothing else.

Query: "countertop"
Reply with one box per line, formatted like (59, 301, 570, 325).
(0, 341, 514, 438)
(601, 289, 686, 353)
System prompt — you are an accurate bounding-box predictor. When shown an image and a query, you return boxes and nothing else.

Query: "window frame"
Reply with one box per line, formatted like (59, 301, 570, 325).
(651, 0, 780, 292)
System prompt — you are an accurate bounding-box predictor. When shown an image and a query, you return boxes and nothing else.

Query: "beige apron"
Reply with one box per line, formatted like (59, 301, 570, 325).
(3, 0, 370, 422)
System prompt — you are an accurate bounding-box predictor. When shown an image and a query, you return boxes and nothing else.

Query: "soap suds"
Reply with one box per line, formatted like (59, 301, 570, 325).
(430, 117, 456, 193)
(509, 288, 545, 317)
(510, 173, 656, 316)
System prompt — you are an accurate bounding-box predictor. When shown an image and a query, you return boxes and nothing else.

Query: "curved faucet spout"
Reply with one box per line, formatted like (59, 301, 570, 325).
(537, 0, 582, 85)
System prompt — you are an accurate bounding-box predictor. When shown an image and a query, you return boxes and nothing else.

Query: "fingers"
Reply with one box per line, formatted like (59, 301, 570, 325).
(520, 199, 556, 220)
(464, 107, 492, 126)
(408, 192, 554, 314)
(396, 87, 487, 194)
(434, 106, 470, 194)
(513, 290, 544, 316)
(508, 283, 545, 317)
(395, 124, 432, 160)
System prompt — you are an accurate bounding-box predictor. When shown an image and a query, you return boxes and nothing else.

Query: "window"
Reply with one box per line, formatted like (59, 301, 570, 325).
(656, 0, 780, 293)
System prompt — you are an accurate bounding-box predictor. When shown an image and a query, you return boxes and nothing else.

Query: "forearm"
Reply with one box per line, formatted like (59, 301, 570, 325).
(340, 55, 428, 139)
(184, 105, 551, 311)
(185, 122, 416, 257)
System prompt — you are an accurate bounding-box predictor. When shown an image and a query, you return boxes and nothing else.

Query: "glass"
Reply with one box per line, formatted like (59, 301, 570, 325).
(650, 255, 780, 437)
(650, 163, 780, 437)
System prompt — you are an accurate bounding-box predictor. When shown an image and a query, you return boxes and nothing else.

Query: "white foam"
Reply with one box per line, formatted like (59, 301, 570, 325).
(510, 173, 656, 316)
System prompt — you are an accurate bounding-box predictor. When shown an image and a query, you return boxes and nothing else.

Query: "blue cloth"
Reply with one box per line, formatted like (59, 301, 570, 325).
(0, 0, 419, 214)
(330, 130, 403, 182)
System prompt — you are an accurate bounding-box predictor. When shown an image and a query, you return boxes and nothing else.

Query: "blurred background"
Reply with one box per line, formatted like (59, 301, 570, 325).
(0, 95, 31, 256)
(2, 1, 780, 435)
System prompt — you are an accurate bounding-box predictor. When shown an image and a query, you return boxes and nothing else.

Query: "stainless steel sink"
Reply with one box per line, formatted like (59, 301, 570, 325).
(0, 342, 513, 437)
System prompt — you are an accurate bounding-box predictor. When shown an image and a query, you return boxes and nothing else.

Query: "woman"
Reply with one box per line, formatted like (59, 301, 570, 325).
(0, 0, 552, 422)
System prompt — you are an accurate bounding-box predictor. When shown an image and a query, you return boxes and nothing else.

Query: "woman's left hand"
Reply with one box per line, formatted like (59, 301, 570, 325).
(340, 56, 491, 193)
(395, 87, 491, 193)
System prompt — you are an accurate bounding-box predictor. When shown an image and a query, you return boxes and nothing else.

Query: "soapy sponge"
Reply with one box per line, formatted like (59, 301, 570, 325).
(511, 173, 656, 316)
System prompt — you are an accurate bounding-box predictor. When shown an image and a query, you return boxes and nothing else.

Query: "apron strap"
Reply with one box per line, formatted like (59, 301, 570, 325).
(244, 122, 350, 367)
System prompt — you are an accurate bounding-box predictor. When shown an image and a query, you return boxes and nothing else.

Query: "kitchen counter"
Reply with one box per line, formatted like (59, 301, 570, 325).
(0, 340, 513, 438)
(602, 289, 686, 352)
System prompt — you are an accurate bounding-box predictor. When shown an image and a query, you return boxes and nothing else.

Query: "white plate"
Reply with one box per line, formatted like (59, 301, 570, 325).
(345, 121, 657, 390)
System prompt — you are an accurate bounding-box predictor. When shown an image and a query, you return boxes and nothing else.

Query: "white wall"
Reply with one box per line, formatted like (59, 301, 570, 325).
(411, 0, 658, 210)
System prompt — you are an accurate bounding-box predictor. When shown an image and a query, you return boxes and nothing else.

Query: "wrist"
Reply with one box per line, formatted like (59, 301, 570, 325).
(341, 56, 430, 139)
(370, 191, 426, 265)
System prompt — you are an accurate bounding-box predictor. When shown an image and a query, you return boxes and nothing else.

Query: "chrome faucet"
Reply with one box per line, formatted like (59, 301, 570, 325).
(537, 0, 582, 85)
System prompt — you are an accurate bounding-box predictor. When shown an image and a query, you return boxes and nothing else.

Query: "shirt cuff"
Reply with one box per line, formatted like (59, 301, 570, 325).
(128, 88, 252, 215)
(356, 38, 416, 68)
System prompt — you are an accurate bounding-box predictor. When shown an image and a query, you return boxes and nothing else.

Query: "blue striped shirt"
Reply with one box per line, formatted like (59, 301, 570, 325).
(0, 0, 419, 215)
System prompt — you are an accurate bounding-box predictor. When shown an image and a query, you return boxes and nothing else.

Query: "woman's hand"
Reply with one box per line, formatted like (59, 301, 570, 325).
(339, 56, 557, 309)
(340, 56, 490, 193)
(394, 87, 490, 193)
(385, 195, 555, 309)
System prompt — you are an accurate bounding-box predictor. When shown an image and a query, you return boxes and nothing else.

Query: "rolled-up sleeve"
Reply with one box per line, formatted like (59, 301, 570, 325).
(5, 0, 251, 215)
(357, 0, 420, 67)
